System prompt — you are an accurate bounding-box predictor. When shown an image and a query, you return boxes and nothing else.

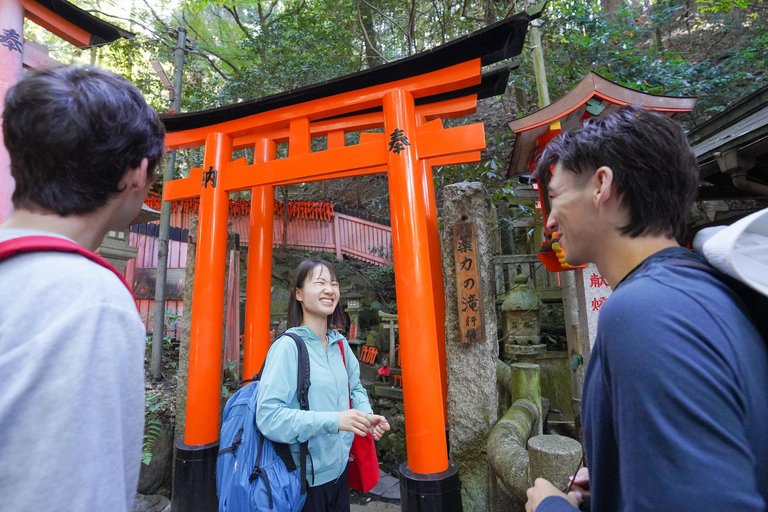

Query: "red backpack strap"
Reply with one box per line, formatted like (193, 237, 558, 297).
(0, 235, 134, 298)
(338, 340, 352, 407)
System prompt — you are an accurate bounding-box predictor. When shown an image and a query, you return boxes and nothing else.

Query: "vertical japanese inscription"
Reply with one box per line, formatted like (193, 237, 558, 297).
(387, 128, 411, 154)
(453, 222, 485, 343)
(0, 29, 23, 53)
(202, 166, 218, 188)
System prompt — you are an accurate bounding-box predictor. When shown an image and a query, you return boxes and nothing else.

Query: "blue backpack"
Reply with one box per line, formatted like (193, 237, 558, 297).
(217, 332, 313, 512)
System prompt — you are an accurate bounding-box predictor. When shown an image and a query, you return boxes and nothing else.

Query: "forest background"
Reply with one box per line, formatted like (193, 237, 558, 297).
(27, 0, 767, 223)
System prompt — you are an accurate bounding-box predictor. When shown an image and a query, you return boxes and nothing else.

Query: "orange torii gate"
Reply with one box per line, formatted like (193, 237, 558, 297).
(0, 0, 133, 222)
(162, 8, 540, 511)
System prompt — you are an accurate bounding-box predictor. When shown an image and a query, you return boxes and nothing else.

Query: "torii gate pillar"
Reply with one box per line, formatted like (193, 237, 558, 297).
(243, 138, 277, 380)
(172, 132, 232, 512)
(384, 89, 460, 506)
(0, 0, 24, 222)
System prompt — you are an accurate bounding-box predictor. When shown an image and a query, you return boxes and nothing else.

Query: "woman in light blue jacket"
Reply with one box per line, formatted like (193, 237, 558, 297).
(256, 259, 390, 512)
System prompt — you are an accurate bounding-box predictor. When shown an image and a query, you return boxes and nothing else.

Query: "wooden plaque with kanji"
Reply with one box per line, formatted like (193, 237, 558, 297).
(453, 222, 485, 343)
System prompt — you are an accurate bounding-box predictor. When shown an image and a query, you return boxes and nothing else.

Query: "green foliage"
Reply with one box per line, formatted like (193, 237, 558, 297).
(142, 392, 168, 466)
(697, 0, 762, 13)
(143, 308, 183, 361)
(360, 263, 397, 313)
(515, 0, 768, 128)
(39, 0, 767, 216)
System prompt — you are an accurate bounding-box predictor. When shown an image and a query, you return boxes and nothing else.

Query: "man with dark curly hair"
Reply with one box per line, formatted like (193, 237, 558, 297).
(0, 66, 165, 511)
(525, 107, 768, 512)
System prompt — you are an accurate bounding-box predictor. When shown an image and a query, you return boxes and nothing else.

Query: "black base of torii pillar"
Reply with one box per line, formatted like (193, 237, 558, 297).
(400, 461, 462, 512)
(171, 442, 219, 511)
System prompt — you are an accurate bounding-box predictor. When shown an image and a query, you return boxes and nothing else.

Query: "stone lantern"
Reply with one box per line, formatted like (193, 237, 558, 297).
(342, 291, 365, 346)
(501, 274, 545, 360)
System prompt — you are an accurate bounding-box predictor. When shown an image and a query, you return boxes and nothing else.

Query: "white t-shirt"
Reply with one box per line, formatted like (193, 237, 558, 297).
(0, 229, 145, 512)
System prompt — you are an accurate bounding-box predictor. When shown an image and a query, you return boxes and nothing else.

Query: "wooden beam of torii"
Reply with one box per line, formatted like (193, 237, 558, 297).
(160, 7, 542, 509)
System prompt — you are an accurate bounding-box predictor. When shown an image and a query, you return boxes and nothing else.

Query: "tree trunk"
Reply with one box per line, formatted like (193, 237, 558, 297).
(483, 0, 496, 26)
(601, 0, 624, 20)
(357, 0, 385, 68)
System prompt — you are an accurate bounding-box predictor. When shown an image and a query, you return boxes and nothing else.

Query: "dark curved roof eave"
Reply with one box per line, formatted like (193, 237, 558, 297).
(33, 0, 135, 47)
(160, 5, 544, 133)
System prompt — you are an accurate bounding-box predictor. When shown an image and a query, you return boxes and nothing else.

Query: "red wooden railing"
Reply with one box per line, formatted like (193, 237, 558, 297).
(124, 232, 186, 336)
(139, 211, 392, 265)
(125, 209, 391, 334)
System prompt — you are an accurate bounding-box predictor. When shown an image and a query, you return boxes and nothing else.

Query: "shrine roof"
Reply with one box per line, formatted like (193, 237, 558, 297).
(689, 84, 768, 161)
(690, 84, 768, 200)
(159, 4, 544, 133)
(28, 0, 135, 48)
(506, 72, 696, 177)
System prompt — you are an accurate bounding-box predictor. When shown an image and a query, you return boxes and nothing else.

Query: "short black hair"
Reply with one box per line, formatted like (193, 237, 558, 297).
(3, 65, 165, 216)
(287, 259, 347, 330)
(536, 106, 699, 242)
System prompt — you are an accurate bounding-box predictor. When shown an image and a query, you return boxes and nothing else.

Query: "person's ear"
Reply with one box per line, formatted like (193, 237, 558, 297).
(294, 286, 304, 304)
(119, 158, 150, 191)
(593, 166, 615, 207)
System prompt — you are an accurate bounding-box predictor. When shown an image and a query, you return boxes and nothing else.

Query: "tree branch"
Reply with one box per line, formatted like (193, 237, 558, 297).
(186, 49, 232, 80)
(223, 5, 257, 43)
(258, 0, 279, 24)
(356, 0, 390, 65)
(462, 0, 484, 22)
(177, 12, 238, 74)
(85, 9, 161, 38)
(407, 0, 417, 55)
(360, 0, 411, 50)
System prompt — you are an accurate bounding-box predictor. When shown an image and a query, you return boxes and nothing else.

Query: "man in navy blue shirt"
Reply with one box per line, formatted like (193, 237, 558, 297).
(525, 107, 768, 512)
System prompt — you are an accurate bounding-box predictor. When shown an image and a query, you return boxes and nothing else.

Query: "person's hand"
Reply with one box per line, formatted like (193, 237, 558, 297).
(366, 414, 390, 440)
(339, 409, 371, 436)
(526, 478, 582, 512)
(568, 467, 590, 500)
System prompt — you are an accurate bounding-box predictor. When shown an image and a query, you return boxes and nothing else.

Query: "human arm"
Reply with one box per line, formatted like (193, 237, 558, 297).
(255, 337, 339, 444)
(525, 479, 581, 512)
(340, 338, 389, 439)
(342, 338, 373, 414)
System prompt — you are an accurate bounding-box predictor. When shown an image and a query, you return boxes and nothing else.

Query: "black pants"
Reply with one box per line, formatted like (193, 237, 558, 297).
(301, 465, 350, 512)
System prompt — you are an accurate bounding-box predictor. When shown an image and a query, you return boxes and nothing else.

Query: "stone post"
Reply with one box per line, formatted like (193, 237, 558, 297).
(528, 435, 583, 492)
(511, 363, 543, 436)
(440, 182, 499, 512)
(174, 218, 197, 446)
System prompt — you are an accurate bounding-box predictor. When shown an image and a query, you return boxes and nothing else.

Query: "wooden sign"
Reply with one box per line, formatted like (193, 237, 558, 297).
(453, 222, 485, 343)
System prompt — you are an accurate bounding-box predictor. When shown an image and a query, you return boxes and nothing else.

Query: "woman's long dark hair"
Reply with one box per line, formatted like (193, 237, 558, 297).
(287, 259, 347, 329)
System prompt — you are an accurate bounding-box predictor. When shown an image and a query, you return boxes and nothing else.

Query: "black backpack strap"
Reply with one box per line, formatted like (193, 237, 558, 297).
(250, 431, 274, 509)
(268, 331, 313, 493)
(217, 426, 244, 456)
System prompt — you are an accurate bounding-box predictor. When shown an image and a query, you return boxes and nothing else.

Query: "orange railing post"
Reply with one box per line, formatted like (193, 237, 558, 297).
(243, 138, 277, 380)
(333, 213, 343, 261)
(383, 89, 448, 474)
(184, 132, 233, 446)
